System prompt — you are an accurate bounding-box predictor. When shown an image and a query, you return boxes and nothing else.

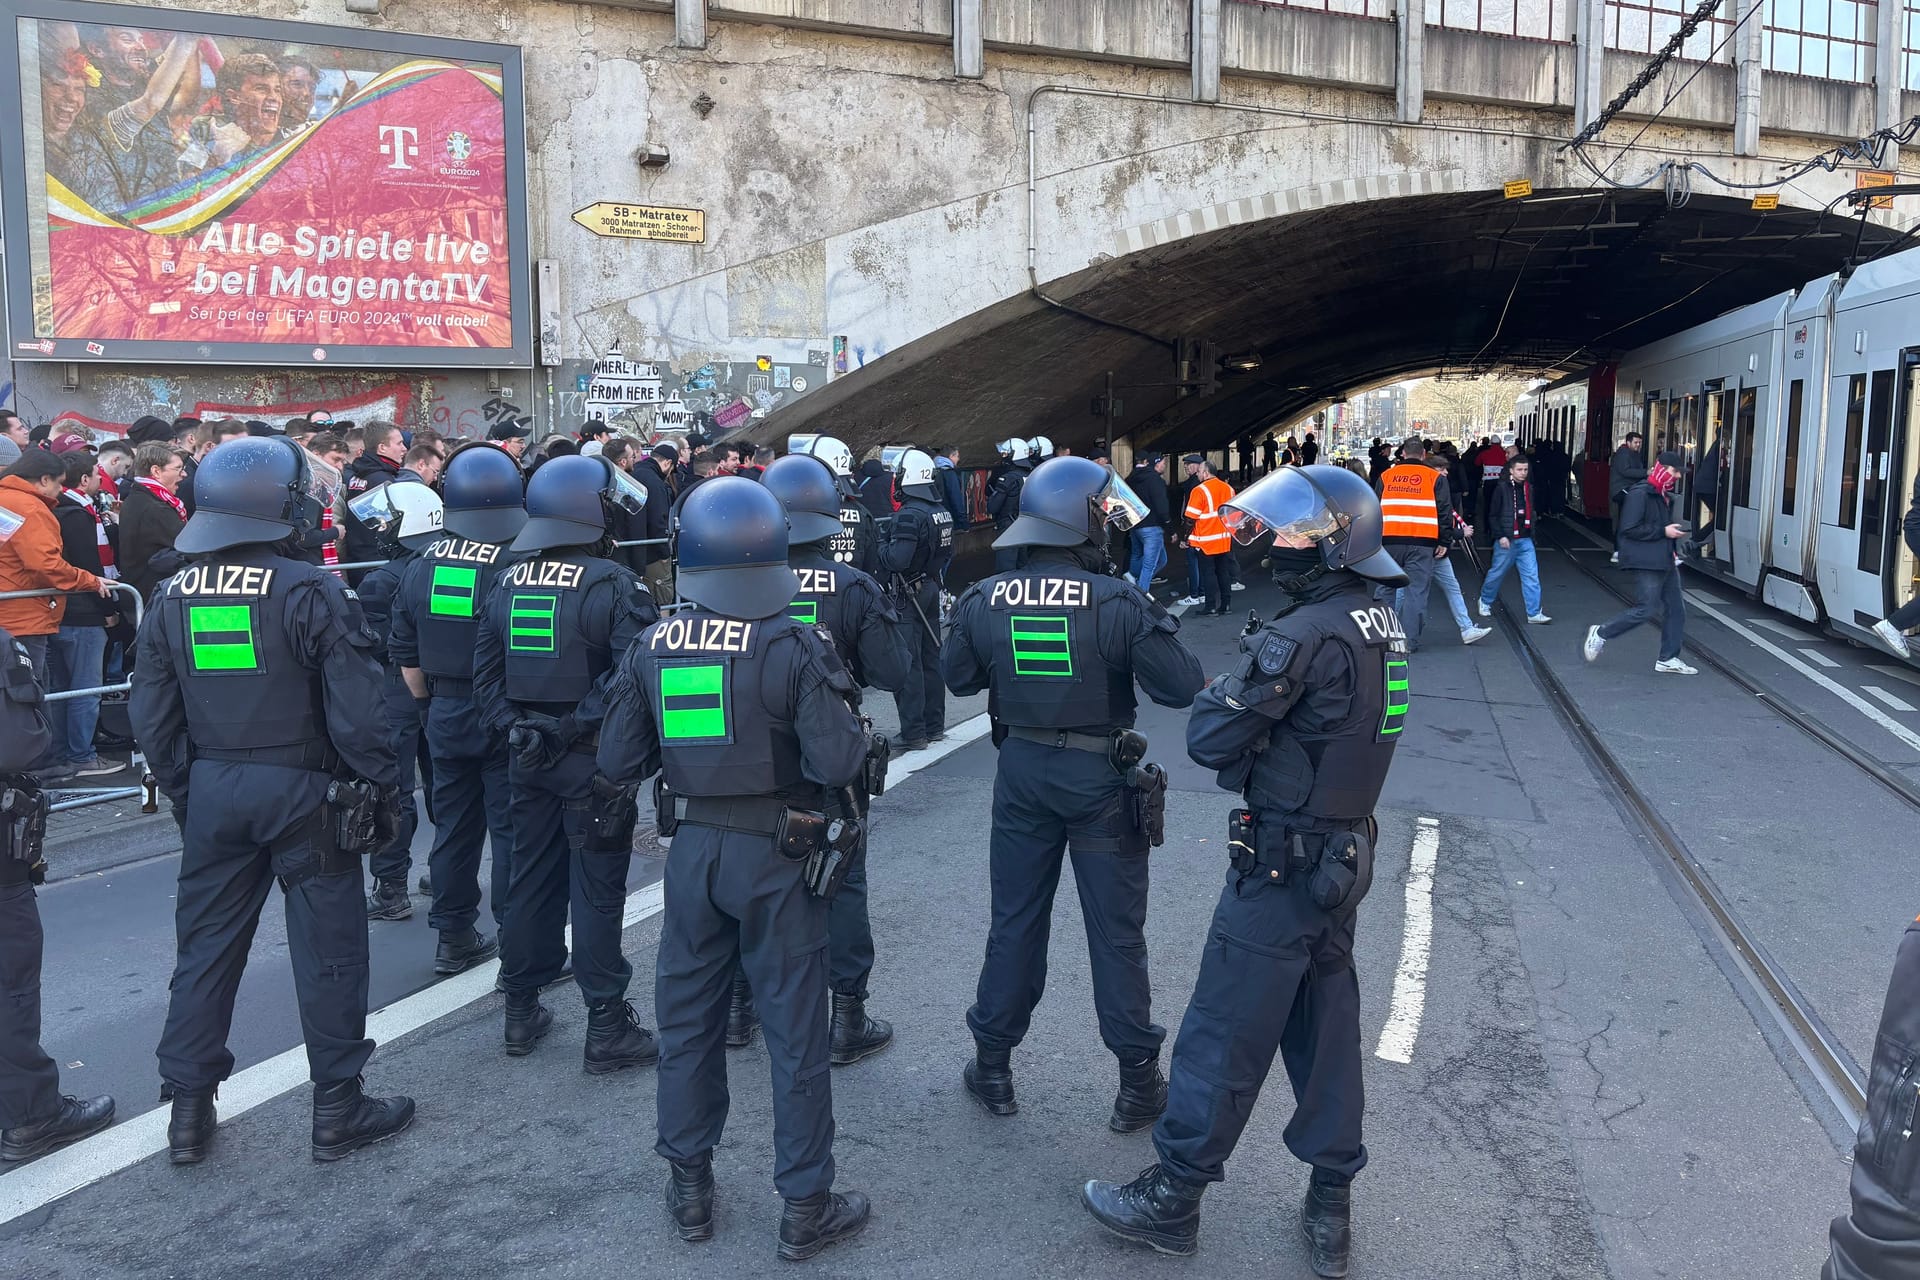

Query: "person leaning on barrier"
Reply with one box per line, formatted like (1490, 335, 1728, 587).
(1, 624, 115, 1163)
(347, 481, 446, 923)
(389, 443, 527, 979)
(1825, 914, 1920, 1279)
(878, 446, 955, 753)
(722, 454, 911, 1064)
(788, 434, 880, 575)
(940, 455, 1204, 1130)
(596, 476, 872, 1260)
(1081, 464, 1411, 1278)
(130, 437, 412, 1166)
(474, 455, 661, 1069)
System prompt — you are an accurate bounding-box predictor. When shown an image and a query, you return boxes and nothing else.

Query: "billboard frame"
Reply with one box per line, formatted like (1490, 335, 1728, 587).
(0, 0, 533, 368)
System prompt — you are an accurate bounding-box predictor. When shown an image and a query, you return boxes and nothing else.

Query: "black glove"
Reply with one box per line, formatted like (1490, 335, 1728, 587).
(508, 715, 566, 770)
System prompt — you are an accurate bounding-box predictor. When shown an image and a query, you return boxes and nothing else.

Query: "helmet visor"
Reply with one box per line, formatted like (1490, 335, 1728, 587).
(604, 458, 648, 515)
(880, 445, 916, 475)
(347, 482, 404, 535)
(1097, 472, 1150, 532)
(1220, 471, 1346, 546)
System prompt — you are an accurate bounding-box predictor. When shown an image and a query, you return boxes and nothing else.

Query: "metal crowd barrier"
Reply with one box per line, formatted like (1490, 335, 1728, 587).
(0, 582, 153, 813)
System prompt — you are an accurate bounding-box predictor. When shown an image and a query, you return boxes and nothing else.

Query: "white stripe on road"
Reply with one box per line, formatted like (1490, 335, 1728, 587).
(1868, 664, 1920, 689)
(1684, 594, 1920, 756)
(0, 717, 989, 1227)
(1375, 817, 1441, 1066)
(1864, 685, 1918, 714)
(1798, 648, 1841, 670)
(1747, 617, 1811, 641)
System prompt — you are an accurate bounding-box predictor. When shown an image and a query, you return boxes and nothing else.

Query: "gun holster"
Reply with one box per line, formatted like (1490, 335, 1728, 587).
(803, 790, 864, 899)
(1126, 763, 1168, 851)
(1, 780, 51, 885)
(326, 778, 379, 860)
(585, 774, 640, 853)
(774, 806, 830, 863)
(1308, 828, 1374, 914)
(864, 732, 892, 798)
(653, 776, 680, 838)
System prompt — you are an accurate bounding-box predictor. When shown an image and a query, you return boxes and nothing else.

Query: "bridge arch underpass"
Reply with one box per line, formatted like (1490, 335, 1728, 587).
(754, 185, 1909, 461)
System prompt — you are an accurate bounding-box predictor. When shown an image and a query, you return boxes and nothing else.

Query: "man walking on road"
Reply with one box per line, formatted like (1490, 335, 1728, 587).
(1477, 455, 1551, 625)
(1375, 437, 1452, 652)
(1181, 455, 1235, 616)
(1585, 451, 1696, 674)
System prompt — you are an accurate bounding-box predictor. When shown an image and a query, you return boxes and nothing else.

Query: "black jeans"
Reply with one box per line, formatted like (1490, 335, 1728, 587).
(0, 878, 60, 1129)
(1599, 565, 1686, 661)
(1197, 551, 1233, 613)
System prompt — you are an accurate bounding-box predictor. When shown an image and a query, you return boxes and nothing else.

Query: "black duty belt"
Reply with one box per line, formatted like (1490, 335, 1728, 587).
(428, 676, 473, 697)
(568, 732, 601, 756)
(196, 741, 337, 772)
(1004, 726, 1113, 755)
(673, 794, 788, 836)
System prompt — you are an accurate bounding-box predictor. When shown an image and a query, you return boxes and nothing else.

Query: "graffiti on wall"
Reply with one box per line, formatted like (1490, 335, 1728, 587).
(561, 340, 834, 443)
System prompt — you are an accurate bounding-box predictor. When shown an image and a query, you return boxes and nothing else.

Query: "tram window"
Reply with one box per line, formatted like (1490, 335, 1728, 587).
(1839, 374, 1866, 530)
(1782, 379, 1803, 515)
(1859, 368, 1896, 572)
(1733, 388, 1757, 506)
(1646, 396, 1665, 444)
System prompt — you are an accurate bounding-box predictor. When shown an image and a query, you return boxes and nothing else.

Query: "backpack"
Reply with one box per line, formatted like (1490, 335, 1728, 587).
(0, 625, 51, 774)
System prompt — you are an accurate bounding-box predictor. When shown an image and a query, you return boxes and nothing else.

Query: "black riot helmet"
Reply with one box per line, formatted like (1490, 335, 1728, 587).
(512, 454, 648, 554)
(440, 441, 527, 543)
(761, 454, 844, 545)
(176, 436, 315, 554)
(1221, 464, 1407, 586)
(992, 455, 1148, 550)
(674, 476, 799, 619)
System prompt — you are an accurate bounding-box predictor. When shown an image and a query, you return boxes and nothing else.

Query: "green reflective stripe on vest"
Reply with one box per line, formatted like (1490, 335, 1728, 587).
(787, 599, 818, 625)
(508, 593, 559, 653)
(429, 564, 478, 618)
(1381, 656, 1410, 735)
(188, 604, 258, 672)
(1010, 614, 1074, 677)
(660, 662, 727, 739)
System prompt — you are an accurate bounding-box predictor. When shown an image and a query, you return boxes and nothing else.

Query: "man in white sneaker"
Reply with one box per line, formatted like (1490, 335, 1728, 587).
(1585, 451, 1696, 675)
(1477, 455, 1550, 626)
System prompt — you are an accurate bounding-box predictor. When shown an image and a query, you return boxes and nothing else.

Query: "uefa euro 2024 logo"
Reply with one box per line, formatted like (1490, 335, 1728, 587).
(446, 132, 473, 162)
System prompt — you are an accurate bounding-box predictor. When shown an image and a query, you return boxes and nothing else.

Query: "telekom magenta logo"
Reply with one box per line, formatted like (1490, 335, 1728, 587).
(377, 125, 420, 171)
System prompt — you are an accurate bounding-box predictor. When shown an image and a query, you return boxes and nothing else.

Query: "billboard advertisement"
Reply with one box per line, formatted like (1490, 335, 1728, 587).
(0, 0, 531, 366)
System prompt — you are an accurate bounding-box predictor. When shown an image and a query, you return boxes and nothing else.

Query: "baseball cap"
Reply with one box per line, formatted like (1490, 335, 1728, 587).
(1656, 450, 1684, 469)
(49, 432, 91, 454)
(487, 418, 531, 441)
(1181, 453, 1206, 464)
(651, 441, 681, 462)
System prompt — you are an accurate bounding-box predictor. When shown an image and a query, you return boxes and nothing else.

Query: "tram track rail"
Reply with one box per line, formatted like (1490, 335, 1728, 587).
(1476, 555, 1868, 1132)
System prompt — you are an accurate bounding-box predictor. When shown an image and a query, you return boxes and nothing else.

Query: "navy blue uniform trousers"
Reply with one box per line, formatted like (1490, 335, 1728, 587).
(424, 691, 513, 936)
(498, 751, 631, 1003)
(0, 877, 60, 1129)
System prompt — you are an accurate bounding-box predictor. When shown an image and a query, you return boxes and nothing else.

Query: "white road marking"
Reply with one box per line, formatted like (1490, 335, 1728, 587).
(1685, 594, 1920, 756)
(1864, 685, 1918, 714)
(1682, 588, 1723, 609)
(1799, 648, 1841, 669)
(1748, 617, 1812, 641)
(0, 715, 990, 1226)
(1375, 817, 1441, 1066)
(1868, 664, 1920, 689)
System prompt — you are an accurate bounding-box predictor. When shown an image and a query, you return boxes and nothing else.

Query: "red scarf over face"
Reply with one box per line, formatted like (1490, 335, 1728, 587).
(1648, 464, 1679, 497)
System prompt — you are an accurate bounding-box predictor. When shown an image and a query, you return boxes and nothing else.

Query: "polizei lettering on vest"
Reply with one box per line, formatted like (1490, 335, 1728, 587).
(503, 560, 586, 590)
(988, 578, 1092, 608)
(425, 537, 502, 564)
(649, 616, 755, 653)
(795, 567, 839, 595)
(173, 564, 276, 597)
(1349, 606, 1408, 646)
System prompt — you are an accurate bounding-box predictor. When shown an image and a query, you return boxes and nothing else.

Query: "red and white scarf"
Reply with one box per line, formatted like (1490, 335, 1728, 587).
(63, 488, 116, 575)
(134, 476, 187, 520)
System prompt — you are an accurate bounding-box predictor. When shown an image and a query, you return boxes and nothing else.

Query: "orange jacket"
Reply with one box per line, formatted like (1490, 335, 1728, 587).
(1378, 463, 1442, 543)
(0, 474, 104, 637)
(1183, 475, 1236, 553)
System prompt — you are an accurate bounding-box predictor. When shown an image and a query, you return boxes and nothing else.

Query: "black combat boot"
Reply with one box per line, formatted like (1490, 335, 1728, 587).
(166, 1087, 217, 1166)
(666, 1155, 715, 1242)
(829, 993, 893, 1066)
(724, 972, 759, 1049)
(1301, 1170, 1352, 1278)
(366, 879, 412, 921)
(776, 1188, 871, 1261)
(962, 1046, 1017, 1116)
(889, 733, 928, 754)
(504, 992, 554, 1056)
(434, 927, 497, 976)
(1080, 1162, 1205, 1256)
(1, 1094, 114, 1162)
(311, 1076, 415, 1162)
(1110, 1055, 1168, 1133)
(584, 1000, 660, 1075)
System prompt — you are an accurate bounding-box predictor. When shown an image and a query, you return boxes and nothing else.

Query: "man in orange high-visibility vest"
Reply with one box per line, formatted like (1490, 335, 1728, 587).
(1374, 436, 1455, 651)
(1180, 455, 1236, 615)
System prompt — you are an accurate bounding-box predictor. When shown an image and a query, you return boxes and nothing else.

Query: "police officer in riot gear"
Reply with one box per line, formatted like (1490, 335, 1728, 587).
(1081, 464, 1410, 1278)
(987, 437, 1035, 573)
(880, 446, 954, 752)
(2, 625, 115, 1163)
(131, 437, 413, 1165)
(474, 455, 661, 1069)
(349, 481, 445, 922)
(941, 455, 1204, 1128)
(390, 443, 525, 977)
(721, 453, 910, 1065)
(788, 434, 879, 575)
(598, 476, 871, 1259)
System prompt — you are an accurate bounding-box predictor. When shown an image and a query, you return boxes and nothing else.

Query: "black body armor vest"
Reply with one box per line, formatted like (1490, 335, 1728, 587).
(983, 564, 1135, 732)
(497, 553, 629, 709)
(156, 554, 327, 752)
(408, 535, 515, 681)
(636, 608, 810, 800)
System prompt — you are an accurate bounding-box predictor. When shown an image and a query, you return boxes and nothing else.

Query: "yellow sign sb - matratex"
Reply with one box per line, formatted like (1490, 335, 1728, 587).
(572, 202, 706, 243)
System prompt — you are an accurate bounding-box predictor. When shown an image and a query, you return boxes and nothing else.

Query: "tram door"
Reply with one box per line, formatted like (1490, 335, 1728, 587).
(1824, 363, 1900, 629)
(1884, 353, 1920, 627)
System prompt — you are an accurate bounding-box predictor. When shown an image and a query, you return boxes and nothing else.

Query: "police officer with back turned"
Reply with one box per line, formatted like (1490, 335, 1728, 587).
(720, 453, 910, 1065)
(474, 455, 661, 1069)
(389, 442, 525, 977)
(598, 476, 870, 1259)
(132, 437, 412, 1165)
(1081, 464, 1411, 1278)
(788, 434, 880, 576)
(880, 446, 954, 753)
(941, 455, 1204, 1130)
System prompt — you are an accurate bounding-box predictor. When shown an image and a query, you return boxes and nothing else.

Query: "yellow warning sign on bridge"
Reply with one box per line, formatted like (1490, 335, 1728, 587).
(571, 202, 706, 243)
